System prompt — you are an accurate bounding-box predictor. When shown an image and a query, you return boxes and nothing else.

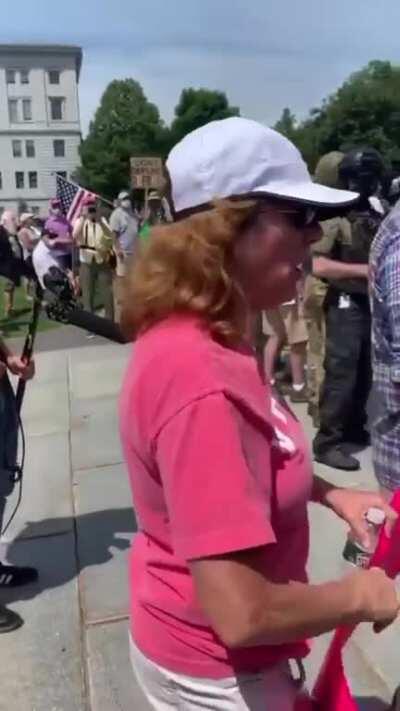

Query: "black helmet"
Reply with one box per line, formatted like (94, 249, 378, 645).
(339, 147, 385, 199)
(339, 147, 385, 181)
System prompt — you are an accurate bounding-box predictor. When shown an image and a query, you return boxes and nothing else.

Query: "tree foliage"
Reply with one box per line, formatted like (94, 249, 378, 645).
(79, 82, 240, 198)
(169, 88, 239, 146)
(78, 79, 167, 199)
(274, 61, 400, 172)
(274, 108, 297, 144)
(80, 60, 400, 198)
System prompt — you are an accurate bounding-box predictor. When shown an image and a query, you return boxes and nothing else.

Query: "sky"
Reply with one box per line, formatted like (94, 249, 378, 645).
(1, 0, 400, 135)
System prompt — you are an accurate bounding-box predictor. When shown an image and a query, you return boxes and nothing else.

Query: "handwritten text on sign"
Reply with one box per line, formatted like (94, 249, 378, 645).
(130, 157, 163, 189)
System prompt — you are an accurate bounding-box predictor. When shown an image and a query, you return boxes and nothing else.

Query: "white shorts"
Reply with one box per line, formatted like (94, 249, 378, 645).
(129, 637, 298, 711)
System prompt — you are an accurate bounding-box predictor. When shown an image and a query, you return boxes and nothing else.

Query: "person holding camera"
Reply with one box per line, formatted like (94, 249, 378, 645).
(0, 336, 36, 633)
(73, 196, 115, 328)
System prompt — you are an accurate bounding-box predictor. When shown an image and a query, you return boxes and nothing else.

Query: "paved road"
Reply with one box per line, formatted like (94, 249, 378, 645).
(0, 342, 398, 710)
(8, 321, 119, 354)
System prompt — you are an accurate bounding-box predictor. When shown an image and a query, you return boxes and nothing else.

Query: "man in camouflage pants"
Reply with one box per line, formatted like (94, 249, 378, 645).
(304, 153, 345, 427)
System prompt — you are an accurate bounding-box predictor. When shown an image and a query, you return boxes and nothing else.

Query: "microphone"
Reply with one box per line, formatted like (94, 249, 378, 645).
(62, 307, 128, 344)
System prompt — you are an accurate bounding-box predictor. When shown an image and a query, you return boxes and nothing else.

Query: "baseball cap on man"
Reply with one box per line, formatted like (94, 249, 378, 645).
(118, 191, 130, 201)
(20, 212, 34, 224)
(166, 117, 359, 215)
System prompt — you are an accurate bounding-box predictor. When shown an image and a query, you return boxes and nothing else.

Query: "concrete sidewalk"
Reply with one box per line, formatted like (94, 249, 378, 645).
(0, 342, 399, 710)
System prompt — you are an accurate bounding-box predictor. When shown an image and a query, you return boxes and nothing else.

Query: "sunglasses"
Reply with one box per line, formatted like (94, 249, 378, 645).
(259, 206, 318, 230)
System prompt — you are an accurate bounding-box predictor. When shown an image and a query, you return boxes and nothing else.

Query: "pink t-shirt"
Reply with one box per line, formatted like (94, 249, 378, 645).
(119, 315, 313, 679)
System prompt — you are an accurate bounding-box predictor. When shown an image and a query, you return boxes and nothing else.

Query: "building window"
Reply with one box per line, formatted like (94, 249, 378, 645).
(20, 69, 29, 84)
(6, 69, 16, 84)
(26, 140, 35, 158)
(8, 99, 18, 122)
(48, 70, 60, 85)
(22, 99, 32, 121)
(49, 97, 64, 121)
(56, 171, 67, 180)
(15, 172, 24, 189)
(28, 172, 38, 189)
(53, 139, 65, 157)
(12, 139, 22, 158)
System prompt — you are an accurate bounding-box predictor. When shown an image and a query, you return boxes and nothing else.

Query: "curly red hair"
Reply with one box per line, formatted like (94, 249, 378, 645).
(121, 200, 257, 344)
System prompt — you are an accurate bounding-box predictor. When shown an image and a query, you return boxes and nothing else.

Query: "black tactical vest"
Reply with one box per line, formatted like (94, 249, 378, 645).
(331, 207, 383, 294)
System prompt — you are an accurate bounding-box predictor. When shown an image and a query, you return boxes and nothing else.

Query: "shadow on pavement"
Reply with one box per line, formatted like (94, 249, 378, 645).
(0, 507, 137, 605)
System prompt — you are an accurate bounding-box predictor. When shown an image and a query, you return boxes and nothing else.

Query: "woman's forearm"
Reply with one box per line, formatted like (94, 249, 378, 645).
(240, 578, 362, 648)
(192, 551, 370, 650)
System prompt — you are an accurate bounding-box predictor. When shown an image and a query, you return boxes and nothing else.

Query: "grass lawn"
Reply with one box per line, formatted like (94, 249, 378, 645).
(0, 278, 60, 339)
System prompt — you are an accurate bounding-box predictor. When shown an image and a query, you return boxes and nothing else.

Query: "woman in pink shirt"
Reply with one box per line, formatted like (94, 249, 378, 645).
(119, 118, 399, 710)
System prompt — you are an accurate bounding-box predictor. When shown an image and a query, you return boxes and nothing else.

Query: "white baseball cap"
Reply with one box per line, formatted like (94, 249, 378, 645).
(167, 117, 358, 215)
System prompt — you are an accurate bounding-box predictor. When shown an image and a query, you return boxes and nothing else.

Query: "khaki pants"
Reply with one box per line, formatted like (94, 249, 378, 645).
(130, 637, 298, 711)
(303, 276, 327, 412)
(79, 261, 114, 321)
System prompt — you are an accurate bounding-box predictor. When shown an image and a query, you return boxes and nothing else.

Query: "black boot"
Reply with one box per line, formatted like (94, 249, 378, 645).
(0, 564, 38, 588)
(0, 605, 23, 633)
(314, 447, 360, 471)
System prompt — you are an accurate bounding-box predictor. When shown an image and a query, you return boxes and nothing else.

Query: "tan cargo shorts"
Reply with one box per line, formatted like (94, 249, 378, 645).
(262, 301, 308, 346)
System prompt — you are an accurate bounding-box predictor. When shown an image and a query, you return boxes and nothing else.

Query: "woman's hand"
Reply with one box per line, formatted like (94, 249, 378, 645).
(6, 355, 35, 381)
(323, 486, 397, 549)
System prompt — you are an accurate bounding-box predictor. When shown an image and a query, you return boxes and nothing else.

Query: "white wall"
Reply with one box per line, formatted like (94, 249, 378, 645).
(0, 133, 81, 198)
(0, 47, 82, 215)
(0, 53, 80, 131)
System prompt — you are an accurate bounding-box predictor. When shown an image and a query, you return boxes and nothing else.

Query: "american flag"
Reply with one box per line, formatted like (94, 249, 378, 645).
(56, 174, 95, 223)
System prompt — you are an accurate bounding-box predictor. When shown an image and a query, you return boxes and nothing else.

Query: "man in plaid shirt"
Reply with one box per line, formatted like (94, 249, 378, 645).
(370, 204, 400, 497)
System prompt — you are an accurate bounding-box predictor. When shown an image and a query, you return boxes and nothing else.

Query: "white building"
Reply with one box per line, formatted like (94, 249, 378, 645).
(0, 44, 82, 217)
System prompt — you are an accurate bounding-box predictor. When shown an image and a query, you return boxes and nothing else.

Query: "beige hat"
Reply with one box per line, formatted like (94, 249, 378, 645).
(20, 212, 34, 224)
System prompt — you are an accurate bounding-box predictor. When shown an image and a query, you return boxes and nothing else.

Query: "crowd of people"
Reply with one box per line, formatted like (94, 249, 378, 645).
(0, 187, 170, 331)
(1, 116, 400, 709)
(0, 188, 169, 630)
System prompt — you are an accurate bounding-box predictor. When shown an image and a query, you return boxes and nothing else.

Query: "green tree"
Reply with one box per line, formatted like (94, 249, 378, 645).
(78, 79, 167, 199)
(284, 60, 400, 171)
(169, 88, 239, 147)
(274, 107, 298, 143)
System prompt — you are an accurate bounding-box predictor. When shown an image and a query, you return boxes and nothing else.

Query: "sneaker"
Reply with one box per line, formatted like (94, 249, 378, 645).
(86, 332, 95, 340)
(0, 564, 38, 588)
(314, 447, 360, 471)
(289, 386, 309, 404)
(0, 605, 23, 633)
